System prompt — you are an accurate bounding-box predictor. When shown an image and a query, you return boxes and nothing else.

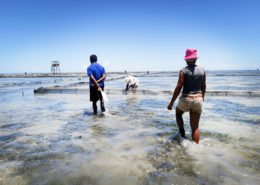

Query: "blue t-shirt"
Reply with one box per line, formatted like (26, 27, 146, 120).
(87, 63, 105, 87)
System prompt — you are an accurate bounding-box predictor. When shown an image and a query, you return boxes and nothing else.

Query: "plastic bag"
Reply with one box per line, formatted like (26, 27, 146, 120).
(101, 90, 108, 102)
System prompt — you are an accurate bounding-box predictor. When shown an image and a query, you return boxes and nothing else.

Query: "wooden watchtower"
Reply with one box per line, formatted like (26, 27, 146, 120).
(51, 61, 61, 75)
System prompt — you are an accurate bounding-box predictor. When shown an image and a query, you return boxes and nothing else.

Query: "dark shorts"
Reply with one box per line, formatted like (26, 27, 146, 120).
(130, 84, 138, 90)
(90, 86, 104, 102)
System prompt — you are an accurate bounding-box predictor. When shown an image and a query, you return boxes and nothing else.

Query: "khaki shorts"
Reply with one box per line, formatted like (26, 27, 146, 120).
(177, 96, 203, 113)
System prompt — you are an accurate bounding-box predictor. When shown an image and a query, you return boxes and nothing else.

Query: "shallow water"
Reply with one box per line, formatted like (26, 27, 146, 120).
(0, 71, 260, 185)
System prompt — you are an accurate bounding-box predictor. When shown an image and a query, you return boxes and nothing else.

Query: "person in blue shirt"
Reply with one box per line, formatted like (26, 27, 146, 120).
(87, 54, 106, 115)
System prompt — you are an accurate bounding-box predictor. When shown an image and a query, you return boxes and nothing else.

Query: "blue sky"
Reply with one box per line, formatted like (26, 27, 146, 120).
(0, 0, 260, 73)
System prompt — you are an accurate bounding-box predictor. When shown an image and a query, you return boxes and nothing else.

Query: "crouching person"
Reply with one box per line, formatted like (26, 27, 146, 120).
(125, 75, 139, 92)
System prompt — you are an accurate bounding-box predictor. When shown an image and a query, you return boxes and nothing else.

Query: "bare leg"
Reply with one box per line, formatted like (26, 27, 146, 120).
(92, 101, 97, 115)
(100, 100, 105, 112)
(189, 111, 201, 144)
(176, 107, 185, 137)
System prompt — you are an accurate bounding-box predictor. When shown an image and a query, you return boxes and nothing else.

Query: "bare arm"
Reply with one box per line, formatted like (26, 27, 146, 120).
(167, 71, 184, 110)
(96, 74, 106, 83)
(90, 74, 106, 91)
(201, 73, 206, 101)
(90, 75, 100, 90)
(125, 83, 130, 91)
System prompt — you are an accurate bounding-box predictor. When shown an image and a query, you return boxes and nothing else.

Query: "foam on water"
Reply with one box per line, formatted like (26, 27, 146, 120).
(201, 119, 259, 139)
(175, 112, 260, 184)
(182, 137, 260, 185)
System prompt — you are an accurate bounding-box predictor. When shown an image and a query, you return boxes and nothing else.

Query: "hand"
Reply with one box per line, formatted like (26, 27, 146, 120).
(97, 87, 102, 91)
(167, 102, 173, 110)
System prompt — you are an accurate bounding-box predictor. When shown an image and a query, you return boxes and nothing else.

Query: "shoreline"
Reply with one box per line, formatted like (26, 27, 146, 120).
(0, 73, 86, 78)
(1, 70, 259, 78)
(0, 72, 147, 78)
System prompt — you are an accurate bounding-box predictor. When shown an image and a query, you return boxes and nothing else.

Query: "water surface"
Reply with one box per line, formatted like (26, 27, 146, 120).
(0, 71, 259, 185)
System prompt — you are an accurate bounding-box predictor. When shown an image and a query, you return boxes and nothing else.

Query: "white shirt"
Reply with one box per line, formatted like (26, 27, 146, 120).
(125, 75, 139, 86)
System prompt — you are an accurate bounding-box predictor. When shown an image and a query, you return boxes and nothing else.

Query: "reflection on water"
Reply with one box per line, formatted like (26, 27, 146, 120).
(0, 71, 260, 185)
